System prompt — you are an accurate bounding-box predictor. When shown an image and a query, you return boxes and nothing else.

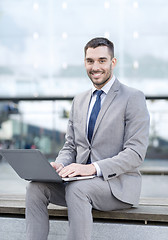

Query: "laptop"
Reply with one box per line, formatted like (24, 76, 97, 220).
(0, 149, 95, 182)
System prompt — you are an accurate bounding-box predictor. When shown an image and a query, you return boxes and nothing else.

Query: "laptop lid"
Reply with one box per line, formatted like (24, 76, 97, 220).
(0, 149, 63, 182)
(0, 149, 95, 182)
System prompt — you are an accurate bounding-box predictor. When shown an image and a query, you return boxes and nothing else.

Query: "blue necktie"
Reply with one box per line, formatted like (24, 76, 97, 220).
(88, 90, 103, 143)
(87, 90, 103, 164)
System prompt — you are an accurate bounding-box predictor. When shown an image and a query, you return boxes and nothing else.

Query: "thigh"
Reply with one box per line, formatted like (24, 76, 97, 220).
(66, 177, 131, 211)
(47, 182, 67, 207)
(26, 181, 67, 207)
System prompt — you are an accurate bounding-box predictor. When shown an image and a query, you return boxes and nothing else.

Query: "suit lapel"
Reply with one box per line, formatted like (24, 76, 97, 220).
(91, 78, 120, 142)
(81, 90, 92, 140)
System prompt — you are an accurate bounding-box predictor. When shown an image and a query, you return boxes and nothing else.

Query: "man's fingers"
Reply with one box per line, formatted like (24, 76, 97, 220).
(56, 166, 63, 173)
(50, 162, 56, 169)
(50, 162, 64, 172)
(60, 169, 75, 178)
(59, 165, 77, 177)
(68, 172, 77, 178)
(58, 163, 95, 178)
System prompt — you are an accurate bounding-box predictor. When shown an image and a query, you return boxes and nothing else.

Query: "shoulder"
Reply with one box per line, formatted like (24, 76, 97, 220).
(117, 79, 146, 100)
(117, 81, 148, 115)
(74, 89, 91, 99)
(69, 89, 92, 114)
(73, 89, 91, 103)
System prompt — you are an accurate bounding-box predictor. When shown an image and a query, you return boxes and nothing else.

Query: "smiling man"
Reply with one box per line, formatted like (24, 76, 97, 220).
(85, 44, 116, 89)
(26, 37, 150, 240)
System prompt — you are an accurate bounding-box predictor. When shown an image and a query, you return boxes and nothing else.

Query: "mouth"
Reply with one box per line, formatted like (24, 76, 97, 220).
(90, 71, 103, 78)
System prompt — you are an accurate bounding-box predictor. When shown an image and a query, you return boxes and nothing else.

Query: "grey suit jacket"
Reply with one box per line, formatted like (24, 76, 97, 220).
(56, 79, 150, 206)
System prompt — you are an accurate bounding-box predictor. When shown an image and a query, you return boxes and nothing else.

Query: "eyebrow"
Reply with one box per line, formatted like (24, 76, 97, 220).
(99, 57, 107, 60)
(85, 57, 107, 60)
(85, 58, 93, 61)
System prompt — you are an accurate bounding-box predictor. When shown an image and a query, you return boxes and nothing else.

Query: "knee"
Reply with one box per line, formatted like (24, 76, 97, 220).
(26, 182, 40, 197)
(65, 181, 90, 204)
(26, 182, 49, 206)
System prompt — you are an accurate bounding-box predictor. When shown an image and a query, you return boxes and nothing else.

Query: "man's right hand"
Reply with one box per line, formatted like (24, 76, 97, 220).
(50, 162, 64, 173)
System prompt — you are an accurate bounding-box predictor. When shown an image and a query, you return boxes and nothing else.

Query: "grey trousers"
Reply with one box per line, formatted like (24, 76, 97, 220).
(26, 177, 132, 240)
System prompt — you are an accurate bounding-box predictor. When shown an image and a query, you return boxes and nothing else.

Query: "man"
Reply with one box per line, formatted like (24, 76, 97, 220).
(26, 37, 150, 240)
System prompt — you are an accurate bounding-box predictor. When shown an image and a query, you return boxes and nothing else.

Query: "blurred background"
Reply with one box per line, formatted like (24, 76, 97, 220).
(0, 0, 168, 197)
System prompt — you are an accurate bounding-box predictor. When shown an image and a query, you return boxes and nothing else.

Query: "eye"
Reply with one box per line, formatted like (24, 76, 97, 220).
(99, 60, 105, 63)
(86, 59, 94, 64)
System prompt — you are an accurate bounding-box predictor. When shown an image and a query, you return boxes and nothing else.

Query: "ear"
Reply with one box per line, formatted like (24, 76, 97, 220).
(84, 58, 87, 67)
(112, 57, 117, 69)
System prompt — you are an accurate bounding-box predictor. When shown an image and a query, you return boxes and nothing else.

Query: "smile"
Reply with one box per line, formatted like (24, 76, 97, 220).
(91, 72, 103, 77)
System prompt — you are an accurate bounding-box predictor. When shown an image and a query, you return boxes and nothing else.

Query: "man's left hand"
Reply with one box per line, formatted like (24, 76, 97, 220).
(59, 163, 96, 178)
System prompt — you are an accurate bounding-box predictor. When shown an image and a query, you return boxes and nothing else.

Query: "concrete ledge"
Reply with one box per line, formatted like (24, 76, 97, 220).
(1, 217, 168, 240)
(140, 166, 168, 175)
(0, 195, 168, 224)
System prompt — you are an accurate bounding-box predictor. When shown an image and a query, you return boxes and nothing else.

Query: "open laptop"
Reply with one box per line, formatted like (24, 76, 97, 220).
(0, 149, 95, 182)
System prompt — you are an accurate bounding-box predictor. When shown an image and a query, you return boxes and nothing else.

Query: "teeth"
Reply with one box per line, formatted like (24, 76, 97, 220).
(92, 72, 102, 76)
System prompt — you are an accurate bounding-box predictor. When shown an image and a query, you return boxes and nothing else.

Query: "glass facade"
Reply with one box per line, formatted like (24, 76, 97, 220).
(0, 0, 168, 197)
(0, 100, 72, 157)
(0, 1, 168, 157)
(0, 0, 168, 97)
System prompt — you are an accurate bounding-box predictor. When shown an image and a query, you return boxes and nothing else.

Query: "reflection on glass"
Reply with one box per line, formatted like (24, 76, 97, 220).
(0, 100, 72, 157)
(0, 0, 168, 97)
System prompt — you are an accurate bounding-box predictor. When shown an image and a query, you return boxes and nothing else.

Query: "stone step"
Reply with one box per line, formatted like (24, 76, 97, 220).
(0, 217, 168, 240)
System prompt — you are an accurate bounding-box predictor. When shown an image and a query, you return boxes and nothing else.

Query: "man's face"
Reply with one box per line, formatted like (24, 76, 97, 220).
(85, 46, 116, 89)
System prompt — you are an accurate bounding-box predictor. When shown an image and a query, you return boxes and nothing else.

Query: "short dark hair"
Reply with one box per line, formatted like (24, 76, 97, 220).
(84, 37, 114, 58)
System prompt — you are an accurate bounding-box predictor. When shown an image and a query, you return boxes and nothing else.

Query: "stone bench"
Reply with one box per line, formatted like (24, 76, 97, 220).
(0, 195, 168, 223)
(0, 195, 168, 240)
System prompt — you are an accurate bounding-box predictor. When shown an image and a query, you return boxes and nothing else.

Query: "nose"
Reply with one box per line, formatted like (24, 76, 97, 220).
(92, 61, 100, 71)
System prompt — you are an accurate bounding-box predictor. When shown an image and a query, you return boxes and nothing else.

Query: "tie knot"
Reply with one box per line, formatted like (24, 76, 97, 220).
(95, 90, 103, 98)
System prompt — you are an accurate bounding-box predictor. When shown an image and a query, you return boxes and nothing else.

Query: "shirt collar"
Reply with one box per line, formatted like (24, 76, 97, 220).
(91, 75, 116, 95)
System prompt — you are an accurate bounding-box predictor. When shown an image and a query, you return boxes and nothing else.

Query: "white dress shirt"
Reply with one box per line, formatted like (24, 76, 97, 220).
(87, 75, 116, 176)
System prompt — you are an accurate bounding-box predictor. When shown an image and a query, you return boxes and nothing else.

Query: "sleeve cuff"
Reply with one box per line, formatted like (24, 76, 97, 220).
(92, 162, 102, 177)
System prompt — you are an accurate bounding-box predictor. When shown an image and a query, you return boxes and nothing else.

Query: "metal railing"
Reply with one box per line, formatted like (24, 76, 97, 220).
(0, 95, 168, 159)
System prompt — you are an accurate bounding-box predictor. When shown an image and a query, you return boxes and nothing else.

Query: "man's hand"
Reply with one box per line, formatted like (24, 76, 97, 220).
(50, 162, 64, 173)
(58, 163, 96, 178)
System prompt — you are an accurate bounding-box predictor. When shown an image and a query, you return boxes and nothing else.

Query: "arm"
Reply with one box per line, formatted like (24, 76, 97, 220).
(97, 91, 150, 180)
(53, 99, 97, 177)
(55, 100, 77, 166)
